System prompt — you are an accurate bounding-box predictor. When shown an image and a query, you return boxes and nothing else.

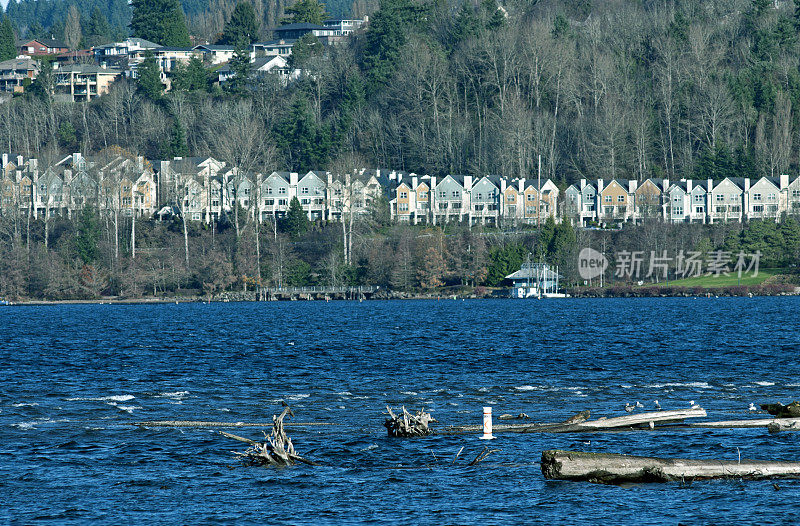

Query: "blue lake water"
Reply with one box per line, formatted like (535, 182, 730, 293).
(2, 298, 800, 524)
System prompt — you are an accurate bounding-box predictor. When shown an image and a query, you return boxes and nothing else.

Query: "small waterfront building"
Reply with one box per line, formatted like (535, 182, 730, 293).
(505, 262, 561, 298)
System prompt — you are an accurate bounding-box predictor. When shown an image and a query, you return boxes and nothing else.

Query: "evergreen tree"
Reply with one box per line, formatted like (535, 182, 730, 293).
(27, 59, 54, 103)
(225, 45, 252, 95)
(289, 33, 322, 68)
(167, 119, 189, 157)
(283, 0, 329, 25)
(274, 95, 331, 171)
(84, 7, 112, 47)
(173, 55, 209, 91)
(0, 16, 16, 62)
(130, 0, 190, 47)
(280, 197, 310, 239)
(75, 207, 100, 264)
(219, 1, 260, 47)
(136, 53, 164, 100)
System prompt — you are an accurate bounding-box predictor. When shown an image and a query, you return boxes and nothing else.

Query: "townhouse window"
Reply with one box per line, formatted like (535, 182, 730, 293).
(438, 202, 448, 209)
(604, 195, 612, 202)
(243, 200, 249, 208)
(695, 206, 704, 214)
(451, 191, 460, 199)
(301, 198, 310, 204)
(301, 187, 310, 195)
(694, 194, 704, 202)
(267, 188, 273, 195)
(244, 188, 250, 195)
(122, 185, 130, 192)
(730, 194, 738, 202)
(278, 199, 287, 205)
(474, 204, 483, 211)
(192, 213, 201, 220)
(753, 193, 761, 201)
(314, 198, 323, 205)
(767, 205, 778, 212)
(399, 191, 407, 199)
(793, 190, 800, 198)
(673, 206, 683, 215)
(569, 194, 576, 202)
(673, 195, 680, 202)
(768, 193, 776, 201)
(122, 197, 131, 206)
(211, 199, 219, 207)
(526, 206, 536, 214)
(417, 202, 428, 209)
(527, 194, 535, 202)
(731, 206, 741, 212)
(487, 204, 497, 211)
(604, 206, 613, 214)
(753, 205, 763, 212)
(39, 184, 46, 193)
(278, 188, 286, 194)
(716, 194, 724, 202)
(212, 188, 220, 196)
(452, 202, 461, 209)
(715, 206, 726, 213)
(399, 203, 408, 211)
(507, 194, 515, 203)
(418, 192, 427, 200)
(265, 199, 274, 205)
(617, 195, 625, 203)
(476, 193, 483, 200)
(438, 191, 446, 199)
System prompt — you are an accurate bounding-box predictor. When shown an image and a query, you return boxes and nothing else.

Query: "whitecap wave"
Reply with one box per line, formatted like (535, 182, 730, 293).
(11, 402, 39, 407)
(400, 391, 418, 396)
(754, 381, 775, 386)
(646, 382, 711, 389)
(66, 394, 135, 402)
(155, 391, 189, 399)
(285, 394, 310, 401)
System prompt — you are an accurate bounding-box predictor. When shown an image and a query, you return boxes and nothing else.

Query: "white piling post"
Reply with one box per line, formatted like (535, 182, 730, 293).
(480, 406, 495, 440)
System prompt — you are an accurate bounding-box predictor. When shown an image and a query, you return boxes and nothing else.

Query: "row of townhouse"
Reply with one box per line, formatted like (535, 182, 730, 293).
(0, 153, 157, 219)
(390, 173, 560, 226)
(155, 157, 387, 224)
(564, 176, 800, 225)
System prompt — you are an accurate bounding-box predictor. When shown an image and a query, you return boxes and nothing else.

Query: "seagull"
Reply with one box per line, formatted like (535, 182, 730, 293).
(653, 400, 661, 410)
(624, 403, 635, 413)
(635, 401, 644, 409)
(689, 400, 701, 409)
(749, 403, 757, 412)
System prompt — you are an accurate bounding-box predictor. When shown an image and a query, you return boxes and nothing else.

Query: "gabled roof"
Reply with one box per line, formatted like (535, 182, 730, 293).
(25, 38, 67, 48)
(712, 177, 743, 192)
(193, 44, 235, 51)
(275, 23, 326, 31)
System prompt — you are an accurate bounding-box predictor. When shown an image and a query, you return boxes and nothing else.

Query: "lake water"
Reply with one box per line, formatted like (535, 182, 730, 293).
(2, 298, 800, 524)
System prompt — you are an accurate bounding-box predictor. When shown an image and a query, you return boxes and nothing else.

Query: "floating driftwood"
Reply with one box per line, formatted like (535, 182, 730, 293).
(761, 402, 800, 418)
(384, 406, 434, 437)
(221, 406, 318, 466)
(133, 420, 337, 428)
(689, 418, 800, 431)
(541, 450, 800, 484)
(440, 408, 706, 435)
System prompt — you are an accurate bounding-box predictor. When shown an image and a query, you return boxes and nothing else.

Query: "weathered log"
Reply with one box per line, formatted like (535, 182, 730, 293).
(541, 450, 800, 484)
(220, 406, 318, 467)
(133, 420, 336, 428)
(688, 418, 800, 430)
(561, 410, 590, 425)
(761, 402, 800, 418)
(527, 408, 707, 433)
(384, 406, 434, 437)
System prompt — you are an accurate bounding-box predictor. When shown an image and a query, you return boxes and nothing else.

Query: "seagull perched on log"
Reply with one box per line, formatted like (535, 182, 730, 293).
(749, 403, 757, 412)
(624, 403, 635, 413)
(653, 400, 661, 410)
(635, 401, 644, 409)
(689, 400, 701, 410)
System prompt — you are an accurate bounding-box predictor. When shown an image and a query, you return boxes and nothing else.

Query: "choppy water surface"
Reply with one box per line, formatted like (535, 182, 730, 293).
(2, 298, 800, 524)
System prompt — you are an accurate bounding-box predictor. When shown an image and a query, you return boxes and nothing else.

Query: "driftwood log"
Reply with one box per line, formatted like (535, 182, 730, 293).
(221, 406, 318, 466)
(761, 402, 800, 418)
(384, 406, 434, 437)
(541, 450, 800, 484)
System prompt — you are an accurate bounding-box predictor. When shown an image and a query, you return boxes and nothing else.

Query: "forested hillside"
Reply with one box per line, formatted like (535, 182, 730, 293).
(3, 0, 355, 43)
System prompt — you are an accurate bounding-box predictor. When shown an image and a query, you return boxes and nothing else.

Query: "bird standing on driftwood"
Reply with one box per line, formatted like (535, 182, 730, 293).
(653, 400, 661, 410)
(624, 403, 635, 413)
(635, 401, 644, 409)
(749, 403, 757, 412)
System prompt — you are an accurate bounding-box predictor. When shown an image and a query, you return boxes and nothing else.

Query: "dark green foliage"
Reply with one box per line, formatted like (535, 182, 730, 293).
(6, 0, 130, 41)
(136, 53, 164, 101)
(83, 7, 113, 47)
(219, 1, 260, 47)
(166, 120, 189, 158)
(274, 95, 331, 171)
(552, 14, 569, 38)
(280, 197, 310, 239)
(57, 121, 78, 150)
(224, 46, 252, 95)
(0, 16, 16, 62)
(484, 242, 527, 286)
(27, 59, 54, 103)
(360, 0, 428, 95)
(172, 56, 210, 92)
(287, 259, 312, 285)
(75, 207, 100, 264)
(283, 0, 330, 25)
(130, 0, 191, 46)
(290, 33, 323, 68)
